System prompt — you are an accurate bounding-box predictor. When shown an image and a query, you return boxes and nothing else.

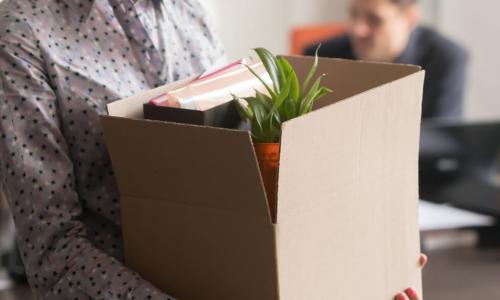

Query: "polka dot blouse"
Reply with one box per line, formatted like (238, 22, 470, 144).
(0, 0, 225, 298)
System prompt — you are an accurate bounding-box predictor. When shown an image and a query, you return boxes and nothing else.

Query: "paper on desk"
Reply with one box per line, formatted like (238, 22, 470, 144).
(419, 200, 495, 231)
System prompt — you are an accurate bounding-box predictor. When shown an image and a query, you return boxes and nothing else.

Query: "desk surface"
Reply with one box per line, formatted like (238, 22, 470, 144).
(419, 200, 495, 231)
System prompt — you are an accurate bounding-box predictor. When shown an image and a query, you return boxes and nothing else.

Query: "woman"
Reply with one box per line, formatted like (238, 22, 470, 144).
(0, 0, 425, 298)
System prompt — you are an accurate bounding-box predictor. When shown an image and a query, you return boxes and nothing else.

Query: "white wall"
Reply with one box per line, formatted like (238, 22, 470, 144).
(201, 0, 288, 60)
(201, 0, 348, 60)
(435, 0, 500, 120)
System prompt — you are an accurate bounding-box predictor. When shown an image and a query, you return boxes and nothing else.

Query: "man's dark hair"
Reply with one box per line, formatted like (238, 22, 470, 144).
(390, 0, 418, 7)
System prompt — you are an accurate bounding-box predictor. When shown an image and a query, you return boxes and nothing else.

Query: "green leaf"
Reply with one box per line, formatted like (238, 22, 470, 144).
(317, 88, 333, 102)
(251, 116, 264, 141)
(301, 85, 333, 115)
(247, 97, 266, 128)
(277, 57, 300, 101)
(254, 90, 273, 111)
(300, 73, 325, 115)
(244, 64, 276, 99)
(255, 91, 278, 125)
(269, 75, 292, 118)
(281, 97, 297, 122)
(305, 87, 333, 113)
(232, 94, 253, 120)
(300, 44, 321, 98)
(276, 57, 287, 89)
(254, 47, 281, 92)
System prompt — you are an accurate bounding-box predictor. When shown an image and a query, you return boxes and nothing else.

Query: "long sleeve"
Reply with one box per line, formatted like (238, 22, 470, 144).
(0, 14, 176, 300)
(422, 43, 469, 120)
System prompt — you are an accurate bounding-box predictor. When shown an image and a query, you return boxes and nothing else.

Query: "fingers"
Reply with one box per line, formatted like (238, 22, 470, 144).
(394, 292, 409, 300)
(395, 288, 420, 300)
(395, 255, 426, 300)
(419, 253, 428, 268)
(404, 288, 420, 300)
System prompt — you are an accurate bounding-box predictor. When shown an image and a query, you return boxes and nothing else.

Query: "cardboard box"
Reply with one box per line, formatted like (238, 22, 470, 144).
(101, 57, 424, 300)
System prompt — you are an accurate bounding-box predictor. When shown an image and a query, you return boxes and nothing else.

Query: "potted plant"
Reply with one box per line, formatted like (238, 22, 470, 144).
(232, 47, 332, 221)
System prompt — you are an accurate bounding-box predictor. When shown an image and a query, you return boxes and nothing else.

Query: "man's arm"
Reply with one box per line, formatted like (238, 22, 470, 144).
(423, 45, 469, 119)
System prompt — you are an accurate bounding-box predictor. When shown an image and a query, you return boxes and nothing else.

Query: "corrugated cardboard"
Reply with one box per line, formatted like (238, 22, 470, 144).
(101, 57, 424, 300)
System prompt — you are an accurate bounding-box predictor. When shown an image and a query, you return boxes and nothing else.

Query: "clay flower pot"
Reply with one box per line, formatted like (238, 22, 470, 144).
(253, 142, 280, 222)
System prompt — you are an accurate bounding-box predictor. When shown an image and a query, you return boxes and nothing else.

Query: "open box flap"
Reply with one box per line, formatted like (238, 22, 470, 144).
(276, 67, 425, 299)
(100, 116, 272, 224)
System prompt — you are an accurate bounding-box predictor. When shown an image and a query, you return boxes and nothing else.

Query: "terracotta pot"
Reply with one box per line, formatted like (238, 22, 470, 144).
(253, 142, 280, 222)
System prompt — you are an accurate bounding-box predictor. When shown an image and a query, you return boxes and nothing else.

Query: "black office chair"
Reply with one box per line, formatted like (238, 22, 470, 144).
(420, 120, 500, 217)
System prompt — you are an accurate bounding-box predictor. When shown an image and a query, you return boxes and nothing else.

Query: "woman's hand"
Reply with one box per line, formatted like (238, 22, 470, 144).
(394, 254, 428, 300)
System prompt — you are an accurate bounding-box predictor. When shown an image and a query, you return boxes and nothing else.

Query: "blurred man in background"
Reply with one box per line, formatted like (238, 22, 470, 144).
(305, 0, 469, 120)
